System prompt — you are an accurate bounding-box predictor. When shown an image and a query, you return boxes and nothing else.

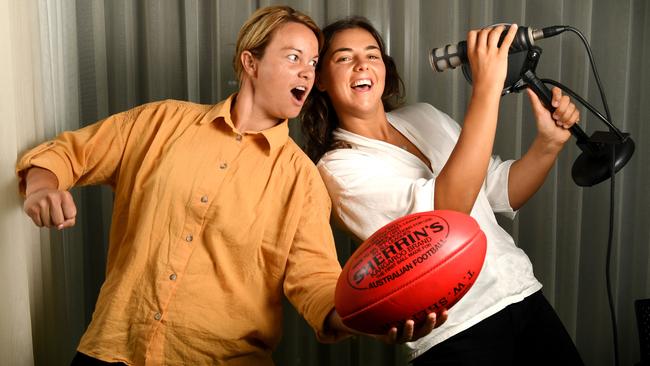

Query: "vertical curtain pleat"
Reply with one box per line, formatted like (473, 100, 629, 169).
(2, 1, 649, 365)
(0, 1, 38, 364)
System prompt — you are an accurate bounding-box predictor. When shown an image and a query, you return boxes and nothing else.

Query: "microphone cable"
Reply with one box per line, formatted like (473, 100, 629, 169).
(564, 26, 613, 123)
(539, 25, 620, 366)
(607, 145, 619, 366)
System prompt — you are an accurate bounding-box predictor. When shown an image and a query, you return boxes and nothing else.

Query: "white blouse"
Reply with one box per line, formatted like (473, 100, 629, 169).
(317, 103, 542, 360)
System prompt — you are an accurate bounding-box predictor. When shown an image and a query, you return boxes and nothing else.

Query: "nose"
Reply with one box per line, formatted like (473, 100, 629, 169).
(298, 64, 315, 81)
(355, 60, 369, 71)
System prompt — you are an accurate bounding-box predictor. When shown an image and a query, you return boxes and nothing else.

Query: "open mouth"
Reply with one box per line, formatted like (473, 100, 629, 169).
(291, 86, 307, 102)
(351, 79, 372, 92)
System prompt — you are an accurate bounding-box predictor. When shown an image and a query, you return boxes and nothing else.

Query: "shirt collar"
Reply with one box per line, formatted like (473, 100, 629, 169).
(202, 93, 289, 154)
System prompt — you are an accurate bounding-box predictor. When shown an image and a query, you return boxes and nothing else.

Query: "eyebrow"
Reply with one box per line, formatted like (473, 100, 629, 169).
(282, 47, 304, 54)
(331, 45, 380, 55)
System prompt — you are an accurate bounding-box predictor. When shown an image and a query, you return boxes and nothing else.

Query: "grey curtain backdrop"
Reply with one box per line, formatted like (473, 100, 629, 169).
(2, 0, 649, 365)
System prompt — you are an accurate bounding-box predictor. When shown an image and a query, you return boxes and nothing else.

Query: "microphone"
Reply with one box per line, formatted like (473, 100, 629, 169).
(429, 25, 566, 73)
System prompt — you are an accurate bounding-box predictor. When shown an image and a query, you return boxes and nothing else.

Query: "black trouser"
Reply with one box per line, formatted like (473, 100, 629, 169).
(70, 352, 126, 366)
(412, 291, 585, 366)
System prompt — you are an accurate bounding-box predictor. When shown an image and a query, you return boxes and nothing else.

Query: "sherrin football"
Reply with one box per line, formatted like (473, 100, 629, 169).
(335, 210, 487, 334)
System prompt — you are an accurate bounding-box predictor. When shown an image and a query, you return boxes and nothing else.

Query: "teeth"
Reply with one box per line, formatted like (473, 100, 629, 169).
(351, 79, 372, 87)
(294, 86, 306, 91)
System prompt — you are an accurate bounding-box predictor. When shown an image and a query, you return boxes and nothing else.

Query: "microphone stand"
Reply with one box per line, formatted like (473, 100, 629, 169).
(506, 46, 636, 366)
(506, 46, 635, 187)
(457, 38, 634, 366)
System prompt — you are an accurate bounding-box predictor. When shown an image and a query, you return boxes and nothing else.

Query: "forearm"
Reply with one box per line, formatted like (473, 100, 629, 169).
(508, 136, 564, 210)
(508, 85, 580, 209)
(435, 85, 501, 213)
(25, 167, 59, 196)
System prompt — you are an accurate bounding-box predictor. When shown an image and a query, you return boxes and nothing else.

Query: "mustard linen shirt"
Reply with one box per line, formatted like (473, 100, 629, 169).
(16, 95, 342, 365)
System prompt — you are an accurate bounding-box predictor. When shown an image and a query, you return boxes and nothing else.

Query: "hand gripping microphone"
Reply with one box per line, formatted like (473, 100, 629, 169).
(429, 25, 566, 72)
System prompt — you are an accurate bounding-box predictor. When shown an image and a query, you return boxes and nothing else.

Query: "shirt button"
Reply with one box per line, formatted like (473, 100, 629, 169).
(200, 195, 208, 203)
(185, 234, 193, 242)
(235, 134, 242, 142)
(154, 312, 162, 320)
(220, 162, 228, 169)
(169, 273, 177, 281)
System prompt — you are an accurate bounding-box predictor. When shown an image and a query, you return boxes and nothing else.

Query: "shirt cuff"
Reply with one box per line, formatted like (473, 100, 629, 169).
(16, 142, 73, 195)
(487, 159, 518, 219)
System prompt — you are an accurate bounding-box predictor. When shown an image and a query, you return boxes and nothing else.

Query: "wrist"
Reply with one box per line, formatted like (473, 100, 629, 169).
(532, 135, 565, 157)
(321, 309, 356, 343)
(470, 83, 503, 101)
(25, 167, 59, 196)
(325, 309, 355, 335)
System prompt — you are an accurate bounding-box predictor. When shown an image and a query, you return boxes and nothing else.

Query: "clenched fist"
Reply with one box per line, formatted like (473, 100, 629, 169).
(23, 167, 77, 230)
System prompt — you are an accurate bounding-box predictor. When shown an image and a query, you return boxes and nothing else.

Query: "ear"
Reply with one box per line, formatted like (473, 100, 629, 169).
(240, 51, 257, 78)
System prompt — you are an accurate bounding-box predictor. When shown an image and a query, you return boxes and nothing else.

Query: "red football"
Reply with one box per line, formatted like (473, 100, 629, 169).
(335, 210, 487, 334)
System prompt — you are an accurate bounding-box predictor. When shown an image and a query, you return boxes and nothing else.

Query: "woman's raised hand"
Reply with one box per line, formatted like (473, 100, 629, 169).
(466, 24, 518, 93)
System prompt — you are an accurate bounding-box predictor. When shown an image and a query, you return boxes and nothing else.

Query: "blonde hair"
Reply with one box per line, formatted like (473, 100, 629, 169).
(234, 5, 323, 81)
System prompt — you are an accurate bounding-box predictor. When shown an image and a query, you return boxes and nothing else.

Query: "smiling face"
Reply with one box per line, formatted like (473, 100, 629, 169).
(248, 21, 319, 121)
(318, 27, 387, 120)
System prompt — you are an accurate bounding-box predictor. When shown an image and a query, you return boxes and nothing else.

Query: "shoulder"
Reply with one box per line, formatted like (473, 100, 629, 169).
(318, 145, 381, 173)
(123, 99, 212, 120)
(389, 103, 461, 135)
(389, 103, 453, 124)
(316, 146, 389, 193)
(114, 99, 212, 120)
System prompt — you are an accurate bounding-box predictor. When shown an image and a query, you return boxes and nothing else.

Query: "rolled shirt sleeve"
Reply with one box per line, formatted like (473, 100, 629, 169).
(484, 156, 517, 219)
(15, 109, 132, 195)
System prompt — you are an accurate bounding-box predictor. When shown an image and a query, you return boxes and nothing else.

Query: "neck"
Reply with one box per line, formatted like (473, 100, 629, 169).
(232, 78, 282, 132)
(338, 104, 392, 140)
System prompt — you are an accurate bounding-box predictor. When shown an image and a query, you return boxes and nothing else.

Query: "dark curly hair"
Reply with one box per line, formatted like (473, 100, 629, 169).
(300, 16, 405, 163)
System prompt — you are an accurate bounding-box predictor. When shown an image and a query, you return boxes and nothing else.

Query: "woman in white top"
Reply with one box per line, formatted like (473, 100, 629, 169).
(301, 16, 584, 365)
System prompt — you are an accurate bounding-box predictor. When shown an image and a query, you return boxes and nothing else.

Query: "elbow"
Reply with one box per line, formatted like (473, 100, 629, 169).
(433, 184, 478, 214)
(434, 168, 484, 215)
